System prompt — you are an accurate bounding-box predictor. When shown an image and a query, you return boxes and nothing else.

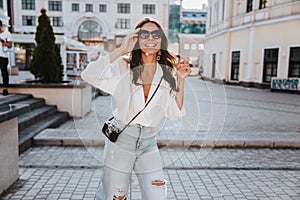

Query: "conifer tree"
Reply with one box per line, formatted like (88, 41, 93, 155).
(30, 9, 63, 82)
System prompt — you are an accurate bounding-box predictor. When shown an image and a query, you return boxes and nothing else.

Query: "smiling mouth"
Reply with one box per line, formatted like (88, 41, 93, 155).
(145, 43, 157, 48)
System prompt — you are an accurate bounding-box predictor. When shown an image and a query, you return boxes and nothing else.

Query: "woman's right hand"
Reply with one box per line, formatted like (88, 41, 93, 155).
(119, 28, 140, 55)
(110, 28, 140, 63)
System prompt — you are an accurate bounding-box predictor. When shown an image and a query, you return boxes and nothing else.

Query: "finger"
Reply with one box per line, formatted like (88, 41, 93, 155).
(133, 28, 141, 37)
(178, 67, 191, 72)
(134, 27, 141, 33)
(184, 59, 189, 65)
(177, 66, 190, 72)
(179, 59, 185, 64)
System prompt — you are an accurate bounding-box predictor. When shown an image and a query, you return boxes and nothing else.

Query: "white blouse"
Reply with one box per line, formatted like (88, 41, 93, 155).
(81, 54, 185, 127)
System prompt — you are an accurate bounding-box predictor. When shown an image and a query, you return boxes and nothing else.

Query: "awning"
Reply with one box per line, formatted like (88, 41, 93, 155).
(64, 37, 88, 51)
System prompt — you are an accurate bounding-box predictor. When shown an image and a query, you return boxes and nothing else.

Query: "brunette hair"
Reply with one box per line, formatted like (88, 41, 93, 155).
(129, 17, 178, 92)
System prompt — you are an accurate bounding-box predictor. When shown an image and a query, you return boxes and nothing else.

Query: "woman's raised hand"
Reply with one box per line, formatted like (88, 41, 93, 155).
(110, 28, 140, 63)
(119, 28, 140, 55)
(176, 58, 191, 80)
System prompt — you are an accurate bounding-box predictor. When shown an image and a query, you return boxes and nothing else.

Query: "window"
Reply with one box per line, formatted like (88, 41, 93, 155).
(72, 3, 79, 11)
(263, 48, 279, 83)
(143, 4, 155, 14)
(117, 3, 130, 13)
(86, 4, 93, 12)
(231, 51, 240, 81)
(259, 0, 267, 9)
(49, 1, 62, 11)
(22, 0, 35, 10)
(180, 24, 206, 34)
(99, 4, 107, 12)
(116, 19, 130, 29)
(22, 16, 36, 26)
(0, 0, 2, 9)
(51, 17, 63, 27)
(78, 21, 103, 41)
(288, 47, 300, 78)
(222, 0, 225, 20)
(198, 44, 204, 50)
(212, 54, 216, 78)
(183, 43, 190, 50)
(191, 44, 197, 50)
(246, 0, 253, 13)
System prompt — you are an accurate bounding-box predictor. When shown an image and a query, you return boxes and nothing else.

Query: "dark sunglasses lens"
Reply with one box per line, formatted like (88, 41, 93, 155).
(151, 30, 162, 39)
(139, 30, 150, 39)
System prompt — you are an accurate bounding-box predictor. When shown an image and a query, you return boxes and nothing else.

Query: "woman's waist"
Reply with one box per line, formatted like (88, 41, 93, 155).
(113, 118, 160, 137)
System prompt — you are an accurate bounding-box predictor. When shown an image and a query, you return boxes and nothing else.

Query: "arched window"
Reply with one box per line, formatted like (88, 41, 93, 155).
(78, 21, 103, 41)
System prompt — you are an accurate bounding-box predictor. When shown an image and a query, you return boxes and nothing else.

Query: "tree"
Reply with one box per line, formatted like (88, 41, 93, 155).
(30, 9, 63, 82)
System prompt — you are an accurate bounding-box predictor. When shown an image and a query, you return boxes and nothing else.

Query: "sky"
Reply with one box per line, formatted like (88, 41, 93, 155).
(181, 0, 208, 9)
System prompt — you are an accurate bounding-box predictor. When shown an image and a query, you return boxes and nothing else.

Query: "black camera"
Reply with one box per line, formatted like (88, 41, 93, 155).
(102, 120, 121, 142)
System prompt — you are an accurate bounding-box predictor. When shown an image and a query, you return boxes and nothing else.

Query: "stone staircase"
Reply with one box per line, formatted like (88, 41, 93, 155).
(0, 94, 70, 153)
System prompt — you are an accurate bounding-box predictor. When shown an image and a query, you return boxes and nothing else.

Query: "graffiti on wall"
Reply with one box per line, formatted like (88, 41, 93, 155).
(271, 78, 299, 90)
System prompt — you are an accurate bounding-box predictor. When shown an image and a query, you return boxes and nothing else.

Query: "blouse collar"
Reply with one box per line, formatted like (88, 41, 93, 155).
(136, 62, 163, 85)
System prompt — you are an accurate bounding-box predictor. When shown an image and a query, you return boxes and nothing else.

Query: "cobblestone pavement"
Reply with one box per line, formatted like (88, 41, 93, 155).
(1, 146, 300, 199)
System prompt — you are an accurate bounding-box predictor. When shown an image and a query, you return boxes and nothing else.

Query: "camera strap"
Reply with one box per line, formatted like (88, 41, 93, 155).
(113, 76, 163, 133)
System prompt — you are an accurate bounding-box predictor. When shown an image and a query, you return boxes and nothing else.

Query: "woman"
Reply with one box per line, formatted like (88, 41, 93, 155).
(81, 17, 190, 200)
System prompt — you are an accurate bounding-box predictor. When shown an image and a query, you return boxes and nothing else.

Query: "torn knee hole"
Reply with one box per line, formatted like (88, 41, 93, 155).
(113, 189, 127, 200)
(113, 195, 127, 200)
(151, 179, 166, 186)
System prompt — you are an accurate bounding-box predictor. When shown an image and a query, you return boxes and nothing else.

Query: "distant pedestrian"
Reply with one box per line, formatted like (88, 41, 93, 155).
(199, 65, 204, 80)
(81, 17, 190, 200)
(0, 20, 12, 96)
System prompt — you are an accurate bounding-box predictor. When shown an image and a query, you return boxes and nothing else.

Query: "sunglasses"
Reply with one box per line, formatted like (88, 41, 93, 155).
(138, 29, 163, 39)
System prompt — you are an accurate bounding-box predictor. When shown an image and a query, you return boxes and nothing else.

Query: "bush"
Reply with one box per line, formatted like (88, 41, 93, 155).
(30, 9, 63, 82)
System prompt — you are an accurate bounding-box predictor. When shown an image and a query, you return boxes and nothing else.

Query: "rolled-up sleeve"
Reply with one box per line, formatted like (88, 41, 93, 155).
(165, 93, 186, 121)
(81, 55, 127, 94)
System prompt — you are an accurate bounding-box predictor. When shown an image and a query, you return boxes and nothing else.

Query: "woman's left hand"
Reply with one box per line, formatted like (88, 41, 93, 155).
(176, 58, 191, 80)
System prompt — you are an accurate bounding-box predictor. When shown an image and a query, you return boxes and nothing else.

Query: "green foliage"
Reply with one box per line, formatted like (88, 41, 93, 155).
(30, 9, 63, 82)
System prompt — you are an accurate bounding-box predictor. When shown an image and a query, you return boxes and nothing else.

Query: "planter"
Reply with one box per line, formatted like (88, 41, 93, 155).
(0, 108, 19, 195)
(9, 66, 19, 75)
(0, 80, 92, 118)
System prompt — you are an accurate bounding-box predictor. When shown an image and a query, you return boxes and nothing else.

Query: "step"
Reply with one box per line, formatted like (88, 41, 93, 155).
(15, 98, 45, 110)
(0, 104, 30, 123)
(19, 112, 70, 153)
(0, 94, 32, 105)
(18, 105, 58, 132)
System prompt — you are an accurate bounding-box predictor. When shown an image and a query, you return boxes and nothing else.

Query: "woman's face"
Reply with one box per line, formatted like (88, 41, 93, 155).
(138, 22, 162, 56)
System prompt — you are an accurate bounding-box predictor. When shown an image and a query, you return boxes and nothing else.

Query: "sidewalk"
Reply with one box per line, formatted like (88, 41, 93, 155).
(35, 76, 300, 148)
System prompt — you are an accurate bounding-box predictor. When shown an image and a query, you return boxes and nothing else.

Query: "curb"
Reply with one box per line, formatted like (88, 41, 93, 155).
(34, 138, 300, 149)
(33, 129, 300, 149)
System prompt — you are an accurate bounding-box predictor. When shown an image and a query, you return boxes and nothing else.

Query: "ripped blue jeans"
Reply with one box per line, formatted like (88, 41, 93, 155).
(96, 123, 167, 200)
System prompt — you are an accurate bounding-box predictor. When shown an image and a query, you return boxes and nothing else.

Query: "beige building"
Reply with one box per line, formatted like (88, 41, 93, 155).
(204, 0, 300, 88)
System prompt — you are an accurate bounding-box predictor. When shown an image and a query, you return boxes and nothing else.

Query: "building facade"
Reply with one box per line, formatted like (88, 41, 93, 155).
(204, 0, 300, 87)
(10, 0, 169, 73)
(178, 8, 207, 69)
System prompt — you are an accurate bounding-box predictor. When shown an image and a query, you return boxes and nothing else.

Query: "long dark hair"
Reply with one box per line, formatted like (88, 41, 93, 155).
(129, 17, 178, 92)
